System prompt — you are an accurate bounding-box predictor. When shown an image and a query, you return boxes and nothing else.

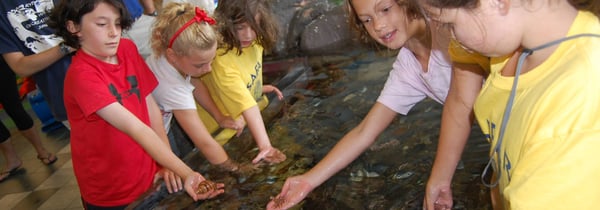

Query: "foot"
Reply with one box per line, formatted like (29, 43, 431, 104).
(37, 153, 57, 165)
(0, 163, 22, 182)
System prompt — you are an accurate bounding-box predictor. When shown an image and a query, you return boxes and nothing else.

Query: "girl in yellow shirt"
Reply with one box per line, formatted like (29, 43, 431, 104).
(193, 0, 286, 165)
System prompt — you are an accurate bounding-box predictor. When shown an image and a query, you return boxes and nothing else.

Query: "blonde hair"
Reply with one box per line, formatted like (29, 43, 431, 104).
(151, 2, 219, 57)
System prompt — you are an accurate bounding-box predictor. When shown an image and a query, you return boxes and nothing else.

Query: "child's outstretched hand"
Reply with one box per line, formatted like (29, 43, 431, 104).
(252, 146, 286, 164)
(424, 184, 453, 210)
(218, 116, 246, 137)
(156, 168, 183, 193)
(263, 85, 283, 100)
(266, 175, 314, 209)
(184, 172, 225, 201)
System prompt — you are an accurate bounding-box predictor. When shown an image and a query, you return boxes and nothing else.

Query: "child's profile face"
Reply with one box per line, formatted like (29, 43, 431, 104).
(169, 42, 217, 78)
(351, 0, 413, 50)
(74, 2, 122, 62)
(234, 21, 257, 48)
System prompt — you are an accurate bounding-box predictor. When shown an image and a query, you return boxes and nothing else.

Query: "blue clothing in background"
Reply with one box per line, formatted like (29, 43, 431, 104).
(0, 0, 71, 121)
(123, 0, 143, 20)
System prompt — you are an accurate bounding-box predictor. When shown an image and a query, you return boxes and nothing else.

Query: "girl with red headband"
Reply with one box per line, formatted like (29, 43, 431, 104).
(192, 0, 286, 164)
(48, 0, 224, 208)
(148, 2, 255, 175)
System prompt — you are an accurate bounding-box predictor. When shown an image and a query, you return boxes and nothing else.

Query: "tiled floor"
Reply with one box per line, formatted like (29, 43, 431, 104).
(0, 108, 81, 209)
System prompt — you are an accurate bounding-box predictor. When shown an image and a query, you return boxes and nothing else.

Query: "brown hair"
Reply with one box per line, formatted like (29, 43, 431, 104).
(419, 0, 479, 9)
(346, 0, 424, 46)
(48, 0, 133, 49)
(151, 2, 218, 57)
(422, 0, 599, 17)
(569, 0, 600, 16)
(214, 0, 279, 55)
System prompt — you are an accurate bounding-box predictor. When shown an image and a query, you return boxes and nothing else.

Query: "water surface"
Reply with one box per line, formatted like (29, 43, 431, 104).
(132, 49, 492, 209)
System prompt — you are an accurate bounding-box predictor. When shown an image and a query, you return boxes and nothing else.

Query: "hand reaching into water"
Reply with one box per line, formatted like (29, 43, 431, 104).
(266, 175, 315, 209)
(155, 168, 183, 193)
(424, 183, 453, 210)
(217, 116, 246, 137)
(184, 172, 225, 201)
(215, 158, 260, 175)
(252, 146, 286, 164)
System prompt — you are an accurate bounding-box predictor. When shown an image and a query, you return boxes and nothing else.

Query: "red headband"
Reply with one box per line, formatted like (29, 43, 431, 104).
(168, 7, 216, 48)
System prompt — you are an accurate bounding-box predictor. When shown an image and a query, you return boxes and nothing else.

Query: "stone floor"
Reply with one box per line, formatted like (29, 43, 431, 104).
(0, 104, 80, 210)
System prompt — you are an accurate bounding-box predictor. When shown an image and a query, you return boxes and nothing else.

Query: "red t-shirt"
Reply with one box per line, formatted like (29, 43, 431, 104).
(64, 39, 159, 206)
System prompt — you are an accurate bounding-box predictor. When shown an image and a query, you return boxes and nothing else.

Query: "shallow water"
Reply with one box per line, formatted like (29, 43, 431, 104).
(131, 49, 492, 209)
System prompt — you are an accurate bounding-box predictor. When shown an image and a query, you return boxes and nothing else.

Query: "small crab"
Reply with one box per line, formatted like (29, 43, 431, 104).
(195, 180, 217, 195)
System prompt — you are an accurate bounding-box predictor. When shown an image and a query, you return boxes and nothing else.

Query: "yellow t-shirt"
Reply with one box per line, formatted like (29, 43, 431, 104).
(474, 11, 600, 209)
(448, 38, 490, 72)
(197, 43, 269, 145)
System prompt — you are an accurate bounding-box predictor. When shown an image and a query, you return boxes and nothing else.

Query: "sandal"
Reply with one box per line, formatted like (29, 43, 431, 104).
(37, 153, 58, 165)
(0, 165, 22, 182)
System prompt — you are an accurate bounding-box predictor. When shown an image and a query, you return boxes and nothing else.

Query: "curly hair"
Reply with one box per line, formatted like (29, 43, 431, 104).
(151, 2, 219, 57)
(345, 0, 424, 47)
(214, 0, 279, 55)
(47, 0, 133, 49)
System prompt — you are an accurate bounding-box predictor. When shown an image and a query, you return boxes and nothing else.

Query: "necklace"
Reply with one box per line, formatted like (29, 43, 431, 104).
(481, 33, 600, 188)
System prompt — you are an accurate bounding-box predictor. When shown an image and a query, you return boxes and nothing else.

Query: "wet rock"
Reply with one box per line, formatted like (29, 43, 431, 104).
(284, 0, 331, 55)
(270, 0, 358, 57)
(393, 171, 414, 180)
(299, 5, 355, 55)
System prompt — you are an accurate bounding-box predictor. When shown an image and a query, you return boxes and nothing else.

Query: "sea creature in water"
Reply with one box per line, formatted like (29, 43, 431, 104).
(196, 180, 217, 195)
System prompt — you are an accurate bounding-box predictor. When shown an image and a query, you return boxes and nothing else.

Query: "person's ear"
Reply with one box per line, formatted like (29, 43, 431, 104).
(66, 20, 80, 35)
(165, 48, 179, 65)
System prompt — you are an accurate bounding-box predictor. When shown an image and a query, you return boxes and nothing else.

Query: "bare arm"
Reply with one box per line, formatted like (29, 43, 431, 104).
(146, 95, 170, 147)
(172, 109, 229, 165)
(242, 105, 271, 150)
(263, 84, 283, 100)
(242, 105, 286, 164)
(424, 62, 485, 210)
(266, 102, 397, 209)
(303, 102, 396, 186)
(96, 101, 223, 200)
(3, 45, 71, 77)
(147, 95, 185, 193)
(139, 0, 156, 15)
(96, 102, 194, 178)
(191, 78, 244, 132)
